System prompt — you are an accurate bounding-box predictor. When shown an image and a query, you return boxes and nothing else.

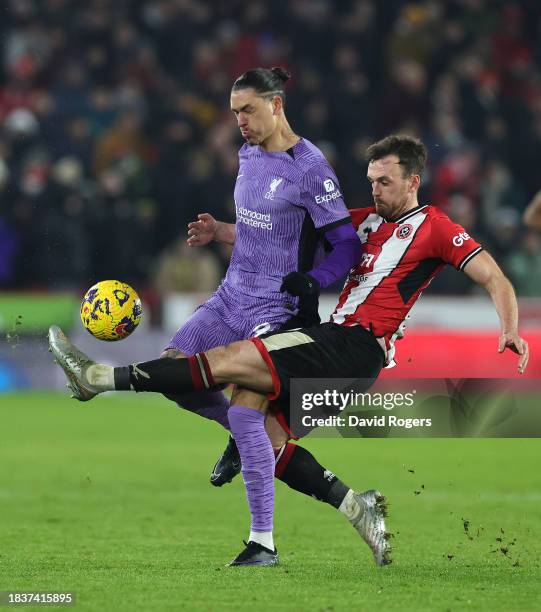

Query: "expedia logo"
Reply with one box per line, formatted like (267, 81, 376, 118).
(452, 232, 470, 247)
(315, 189, 342, 204)
(395, 224, 413, 240)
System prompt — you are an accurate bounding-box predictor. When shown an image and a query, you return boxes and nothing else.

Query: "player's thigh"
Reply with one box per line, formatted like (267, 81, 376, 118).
(166, 303, 238, 355)
(207, 340, 273, 393)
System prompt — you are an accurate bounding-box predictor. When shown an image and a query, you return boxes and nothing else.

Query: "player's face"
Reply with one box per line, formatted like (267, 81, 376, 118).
(230, 88, 279, 145)
(367, 155, 419, 220)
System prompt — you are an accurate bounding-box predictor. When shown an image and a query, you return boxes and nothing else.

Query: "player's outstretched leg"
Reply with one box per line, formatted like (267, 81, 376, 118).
(49, 324, 214, 400)
(49, 325, 271, 402)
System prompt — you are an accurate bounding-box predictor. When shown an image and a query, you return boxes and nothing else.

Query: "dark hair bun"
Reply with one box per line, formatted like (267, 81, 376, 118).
(271, 67, 291, 83)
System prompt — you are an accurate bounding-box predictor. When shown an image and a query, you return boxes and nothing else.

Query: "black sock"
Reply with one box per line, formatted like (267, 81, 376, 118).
(114, 354, 216, 393)
(275, 443, 350, 509)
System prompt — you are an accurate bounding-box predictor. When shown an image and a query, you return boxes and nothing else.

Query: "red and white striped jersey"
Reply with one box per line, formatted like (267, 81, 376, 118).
(331, 205, 482, 365)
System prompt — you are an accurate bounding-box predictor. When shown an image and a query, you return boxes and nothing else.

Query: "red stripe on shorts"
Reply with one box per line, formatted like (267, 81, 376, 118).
(250, 336, 281, 401)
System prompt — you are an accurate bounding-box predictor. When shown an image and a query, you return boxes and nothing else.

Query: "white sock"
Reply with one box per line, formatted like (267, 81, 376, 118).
(249, 530, 274, 551)
(86, 364, 115, 390)
(338, 489, 358, 520)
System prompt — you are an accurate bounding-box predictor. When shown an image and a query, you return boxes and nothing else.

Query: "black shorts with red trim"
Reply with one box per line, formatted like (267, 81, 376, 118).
(250, 322, 385, 436)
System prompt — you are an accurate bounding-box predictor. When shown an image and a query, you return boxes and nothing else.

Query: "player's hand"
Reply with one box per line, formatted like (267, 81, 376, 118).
(187, 213, 217, 247)
(498, 331, 529, 374)
(280, 272, 320, 298)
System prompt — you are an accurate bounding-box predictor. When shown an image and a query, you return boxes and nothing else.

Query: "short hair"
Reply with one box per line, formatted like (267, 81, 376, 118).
(232, 66, 291, 104)
(365, 134, 427, 177)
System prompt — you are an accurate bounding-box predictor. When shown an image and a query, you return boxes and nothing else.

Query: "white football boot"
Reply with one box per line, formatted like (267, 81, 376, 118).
(48, 325, 100, 401)
(343, 489, 392, 566)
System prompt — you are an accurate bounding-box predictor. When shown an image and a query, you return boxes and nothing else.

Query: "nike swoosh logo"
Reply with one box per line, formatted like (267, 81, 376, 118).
(236, 174, 243, 180)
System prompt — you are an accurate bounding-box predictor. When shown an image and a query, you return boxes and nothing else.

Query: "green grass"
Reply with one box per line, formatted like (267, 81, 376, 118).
(0, 393, 540, 611)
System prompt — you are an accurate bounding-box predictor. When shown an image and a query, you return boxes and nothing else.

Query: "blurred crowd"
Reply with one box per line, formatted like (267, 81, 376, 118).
(1, 0, 541, 297)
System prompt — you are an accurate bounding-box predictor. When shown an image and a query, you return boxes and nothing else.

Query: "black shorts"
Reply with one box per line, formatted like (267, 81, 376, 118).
(251, 322, 385, 435)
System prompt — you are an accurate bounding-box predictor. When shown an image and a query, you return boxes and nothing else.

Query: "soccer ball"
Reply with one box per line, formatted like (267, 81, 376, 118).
(80, 280, 142, 341)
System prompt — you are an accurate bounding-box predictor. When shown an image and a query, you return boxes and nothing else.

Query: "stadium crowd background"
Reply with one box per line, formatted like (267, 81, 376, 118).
(1, 0, 541, 300)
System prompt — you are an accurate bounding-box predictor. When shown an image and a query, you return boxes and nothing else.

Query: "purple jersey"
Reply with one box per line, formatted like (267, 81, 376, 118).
(224, 138, 350, 305)
(167, 138, 353, 355)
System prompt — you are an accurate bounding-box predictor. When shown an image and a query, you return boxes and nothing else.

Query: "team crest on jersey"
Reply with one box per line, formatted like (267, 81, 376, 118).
(396, 224, 413, 240)
(264, 177, 283, 200)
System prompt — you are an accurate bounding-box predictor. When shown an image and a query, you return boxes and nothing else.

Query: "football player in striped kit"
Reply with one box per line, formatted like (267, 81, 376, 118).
(50, 134, 528, 567)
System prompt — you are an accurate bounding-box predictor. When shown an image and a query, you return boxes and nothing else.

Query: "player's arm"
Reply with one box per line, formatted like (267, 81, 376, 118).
(280, 221, 360, 297)
(187, 213, 236, 246)
(463, 251, 529, 374)
(523, 190, 541, 230)
(280, 165, 361, 298)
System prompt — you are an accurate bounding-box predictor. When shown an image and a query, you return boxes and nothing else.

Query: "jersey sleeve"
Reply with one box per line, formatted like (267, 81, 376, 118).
(298, 163, 350, 231)
(349, 207, 374, 231)
(431, 216, 483, 270)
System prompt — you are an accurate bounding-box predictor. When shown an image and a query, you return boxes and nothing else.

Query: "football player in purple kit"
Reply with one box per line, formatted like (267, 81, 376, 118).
(183, 66, 360, 488)
(168, 72, 360, 477)
(161, 67, 386, 564)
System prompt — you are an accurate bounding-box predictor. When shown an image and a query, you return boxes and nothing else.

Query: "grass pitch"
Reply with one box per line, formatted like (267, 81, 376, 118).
(0, 392, 540, 611)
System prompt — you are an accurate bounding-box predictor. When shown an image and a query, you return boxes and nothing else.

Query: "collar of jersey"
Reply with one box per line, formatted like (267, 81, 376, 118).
(253, 137, 303, 158)
(386, 204, 428, 224)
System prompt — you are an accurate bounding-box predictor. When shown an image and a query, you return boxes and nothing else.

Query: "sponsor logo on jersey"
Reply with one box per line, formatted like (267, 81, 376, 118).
(237, 205, 273, 230)
(452, 232, 470, 246)
(396, 224, 413, 240)
(324, 179, 335, 192)
(315, 189, 342, 204)
(348, 273, 369, 283)
(264, 177, 283, 200)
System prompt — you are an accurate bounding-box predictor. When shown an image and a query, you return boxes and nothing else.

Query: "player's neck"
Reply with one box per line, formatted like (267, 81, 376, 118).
(260, 118, 300, 152)
(386, 198, 420, 221)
